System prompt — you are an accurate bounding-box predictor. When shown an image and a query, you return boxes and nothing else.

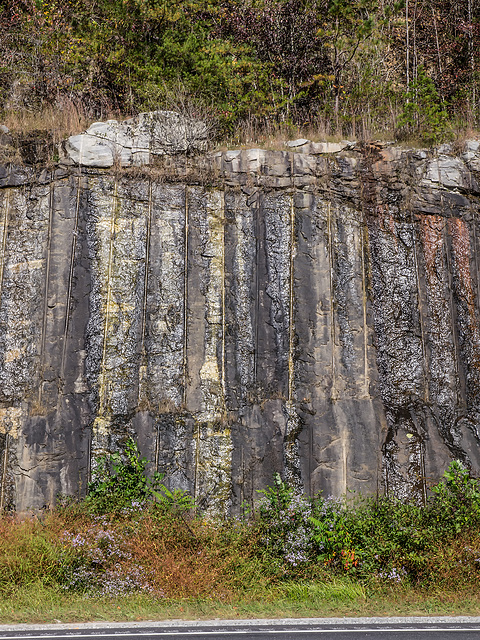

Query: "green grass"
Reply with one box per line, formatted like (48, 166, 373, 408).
(1, 582, 480, 624)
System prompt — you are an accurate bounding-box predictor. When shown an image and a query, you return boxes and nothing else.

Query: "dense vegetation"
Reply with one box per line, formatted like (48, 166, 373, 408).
(0, 0, 479, 143)
(1, 441, 480, 619)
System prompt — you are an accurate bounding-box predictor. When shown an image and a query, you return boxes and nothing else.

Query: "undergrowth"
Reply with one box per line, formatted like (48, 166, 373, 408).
(1, 442, 480, 618)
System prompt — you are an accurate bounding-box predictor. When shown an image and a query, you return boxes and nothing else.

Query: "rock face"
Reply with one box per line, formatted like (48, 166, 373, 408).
(1, 131, 480, 514)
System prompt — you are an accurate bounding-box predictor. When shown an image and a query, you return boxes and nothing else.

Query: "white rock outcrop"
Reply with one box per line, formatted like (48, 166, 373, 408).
(422, 153, 479, 191)
(61, 110, 209, 168)
(284, 139, 351, 154)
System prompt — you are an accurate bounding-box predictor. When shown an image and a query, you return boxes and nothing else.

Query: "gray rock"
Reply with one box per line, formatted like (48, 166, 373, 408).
(307, 141, 349, 154)
(465, 139, 480, 153)
(462, 140, 480, 172)
(61, 110, 209, 168)
(2, 141, 480, 515)
(423, 154, 472, 189)
(437, 143, 453, 154)
(65, 132, 115, 168)
(286, 138, 310, 148)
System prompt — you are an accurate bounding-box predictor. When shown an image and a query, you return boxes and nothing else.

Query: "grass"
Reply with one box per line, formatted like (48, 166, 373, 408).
(2, 100, 99, 139)
(1, 102, 479, 161)
(1, 582, 480, 624)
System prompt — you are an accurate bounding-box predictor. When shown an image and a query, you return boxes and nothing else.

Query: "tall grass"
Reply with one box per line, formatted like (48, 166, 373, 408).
(0, 516, 64, 594)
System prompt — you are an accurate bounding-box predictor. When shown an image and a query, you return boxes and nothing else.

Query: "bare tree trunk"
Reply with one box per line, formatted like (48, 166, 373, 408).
(432, 6, 442, 75)
(406, 0, 410, 92)
(413, 0, 418, 85)
(335, 88, 340, 132)
(468, 0, 476, 112)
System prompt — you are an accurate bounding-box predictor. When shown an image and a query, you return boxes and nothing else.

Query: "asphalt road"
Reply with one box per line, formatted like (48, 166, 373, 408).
(1, 618, 480, 640)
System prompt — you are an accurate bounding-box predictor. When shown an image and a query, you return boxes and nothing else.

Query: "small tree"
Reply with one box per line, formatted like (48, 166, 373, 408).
(317, 0, 378, 129)
(398, 65, 449, 143)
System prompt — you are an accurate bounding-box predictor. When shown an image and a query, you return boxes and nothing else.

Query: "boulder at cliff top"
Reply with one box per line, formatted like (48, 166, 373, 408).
(61, 110, 209, 168)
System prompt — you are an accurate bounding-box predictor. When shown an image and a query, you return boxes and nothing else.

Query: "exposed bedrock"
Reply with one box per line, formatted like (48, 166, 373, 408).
(0, 139, 480, 514)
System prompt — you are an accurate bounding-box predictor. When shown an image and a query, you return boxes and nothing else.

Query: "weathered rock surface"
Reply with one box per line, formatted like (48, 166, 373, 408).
(61, 111, 209, 168)
(1, 129, 480, 514)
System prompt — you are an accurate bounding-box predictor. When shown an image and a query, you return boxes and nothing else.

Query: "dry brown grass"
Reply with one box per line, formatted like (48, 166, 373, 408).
(18, 508, 264, 601)
(113, 515, 263, 600)
(2, 99, 88, 141)
(1, 99, 479, 160)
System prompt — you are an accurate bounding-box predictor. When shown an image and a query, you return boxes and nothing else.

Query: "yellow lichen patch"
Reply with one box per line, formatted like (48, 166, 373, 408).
(199, 190, 226, 419)
(92, 416, 112, 453)
(7, 259, 44, 273)
(194, 420, 233, 518)
(93, 416, 110, 435)
(4, 347, 25, 363)
(0, 407, 23, 439)
(200, 357, 220, 384)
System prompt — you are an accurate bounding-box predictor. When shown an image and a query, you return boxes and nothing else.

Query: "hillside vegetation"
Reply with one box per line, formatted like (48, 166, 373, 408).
(0, 0, 479, 144)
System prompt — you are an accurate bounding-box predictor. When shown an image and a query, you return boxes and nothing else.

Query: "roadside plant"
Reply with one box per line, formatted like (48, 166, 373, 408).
(309, 495, 357, 571)
(257, 473, 314, 569)
(428, 459, 480, 534)
(58, 521, 156, 596)
(86, 437, 194, 515)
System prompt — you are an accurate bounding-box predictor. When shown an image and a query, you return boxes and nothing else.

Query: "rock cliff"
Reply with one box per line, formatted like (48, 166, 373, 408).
(0, 117, 480, 514)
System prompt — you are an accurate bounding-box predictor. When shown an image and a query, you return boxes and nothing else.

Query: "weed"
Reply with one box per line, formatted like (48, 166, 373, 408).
(86, 438, 194, 516)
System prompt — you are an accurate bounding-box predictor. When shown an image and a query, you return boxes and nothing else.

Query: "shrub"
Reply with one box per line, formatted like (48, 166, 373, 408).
(255, 462, 480, 587)
(257, 473, 314, 570)
(86, 438, 194, 515)
(428, 460, 480, 534)
(398, 66, 450, 144)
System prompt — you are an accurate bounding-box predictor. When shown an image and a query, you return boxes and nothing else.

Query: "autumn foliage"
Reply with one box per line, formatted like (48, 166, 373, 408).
(0, 0, 478, 140)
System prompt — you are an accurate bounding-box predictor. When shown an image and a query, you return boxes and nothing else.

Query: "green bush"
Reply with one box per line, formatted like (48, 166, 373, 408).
(398, 67, 450, 144)
(86, 438, 195, 515)
(254, 462, 480, 586)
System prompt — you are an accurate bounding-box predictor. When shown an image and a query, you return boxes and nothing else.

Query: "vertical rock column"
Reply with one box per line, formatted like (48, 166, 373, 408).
(418, 212, 465, 476)
(86, 176, 149, 460)
(185, 188, 232, 515)
(329, 200, 384, 496)
(224, 187, 257, 507)
(292, 192, 335, 496)
(367, 209, 427, 501)
(226, 183, 300, 505)
(25, 175, 90, 508)
(139, 184, 189, 490)
(447, 214, 480, 466)
(293, 188, 383, 498)
(261, 189, 300, 488)
(0, 181, 51, 509)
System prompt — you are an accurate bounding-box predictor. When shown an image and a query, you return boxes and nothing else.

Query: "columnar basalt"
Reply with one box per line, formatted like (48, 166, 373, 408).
(0, 137, 480, 514)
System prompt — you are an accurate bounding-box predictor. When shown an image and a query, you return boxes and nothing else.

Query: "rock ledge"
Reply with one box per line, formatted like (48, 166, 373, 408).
(61, 110, 209, 168)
